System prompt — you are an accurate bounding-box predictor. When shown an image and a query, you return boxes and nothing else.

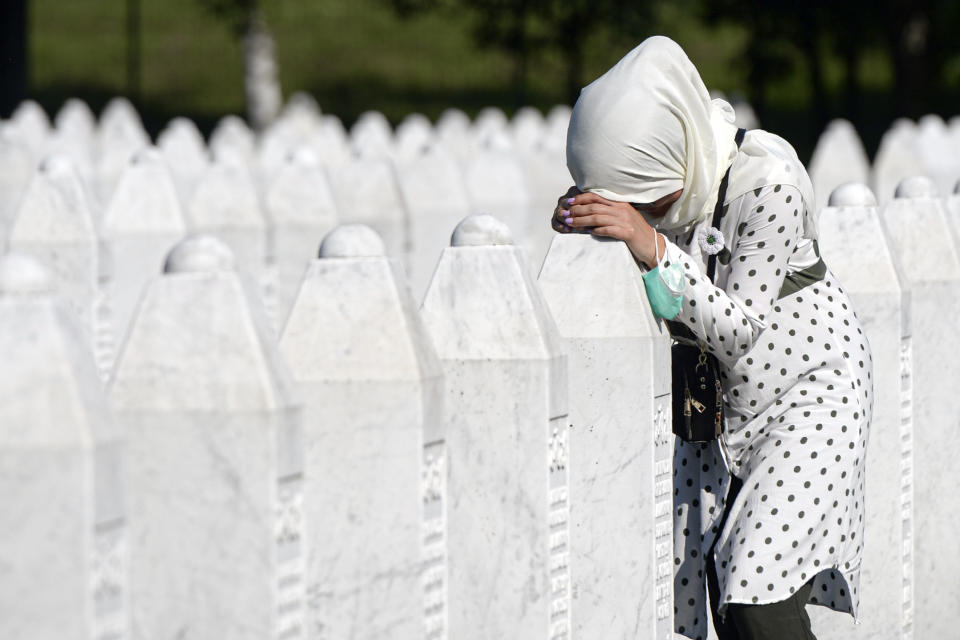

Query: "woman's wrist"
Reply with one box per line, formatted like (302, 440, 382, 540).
(631, 226, 662, 269)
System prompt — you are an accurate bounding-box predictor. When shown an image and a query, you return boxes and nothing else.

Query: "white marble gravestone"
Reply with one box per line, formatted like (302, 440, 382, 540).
(915, 114, 960, 199)
(461, 147, 533, 260)
(311, 114, 349, 168)
(538, 234, 673, 640)
(109, 235, 304, 640)
(510, 106, 545, 151)
(101, 148, 187, 351)
(0, 123, 36, 243)
(264, 147, 339, 325)
(880, 176, 960, 639)
(10, 99, 51, 161)
(395, 113, 435, 159)
(49, 98, 96, 176)
(393, 144, 471, 299)
(807, 120, 871, 214)
(7, 155, 99, 351)
(186, 157, 268, 290)
(871, 119, 920, 206)
(435, 108, 471, 162)
(420, 215, 570, 640)
(0, 254, 125, 640)
(350, 110, 394, 159)
(156, 117, 209, 206)
(328, 156, 408, 260)
(94, 98, 150, 207)
(813, 182, 912, 640)
(280, 224, 443, 639)
(208, 114, 256, 170)
(544, 105, 572, 149)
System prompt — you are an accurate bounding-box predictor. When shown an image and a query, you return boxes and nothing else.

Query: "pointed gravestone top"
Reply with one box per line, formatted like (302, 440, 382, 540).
(10, 154, 95, 242)
(828, 182, 878, 207)
(895, 175, 938, 199)
(10, 99, 51, 159)
(450, 214, 513, 246)
(55, 99, 96, 137)
(103, 147, 186, 236)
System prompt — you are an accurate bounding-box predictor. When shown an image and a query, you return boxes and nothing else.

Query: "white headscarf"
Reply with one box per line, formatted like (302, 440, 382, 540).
(567, 36, 816, 236)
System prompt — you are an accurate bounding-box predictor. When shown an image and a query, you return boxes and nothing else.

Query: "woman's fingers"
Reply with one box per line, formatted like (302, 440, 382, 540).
(567, 212, 623, 229)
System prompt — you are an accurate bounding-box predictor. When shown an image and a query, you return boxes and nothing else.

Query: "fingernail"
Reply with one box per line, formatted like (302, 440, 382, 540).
(564, 217, 573, 225)
(561, 209, 569, 216)
(567, 197, 576, 204)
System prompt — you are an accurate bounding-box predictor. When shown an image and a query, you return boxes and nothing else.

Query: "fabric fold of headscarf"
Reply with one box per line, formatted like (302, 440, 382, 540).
(566, 36, 815, 236)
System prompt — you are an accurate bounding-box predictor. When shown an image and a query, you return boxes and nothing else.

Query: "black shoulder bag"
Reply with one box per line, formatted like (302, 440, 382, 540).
(669, 127, 745, 443)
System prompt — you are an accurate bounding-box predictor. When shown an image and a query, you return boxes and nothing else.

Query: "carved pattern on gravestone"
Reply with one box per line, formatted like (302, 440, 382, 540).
(93, 281, 114, 382)
(422, 441, 446, 640)
(653, 402, 674, 640)
(548, 417, 570, 640)
(91, 518, 126, 640)
(899, 338, 914, 640)
(276, 473, 305, 640)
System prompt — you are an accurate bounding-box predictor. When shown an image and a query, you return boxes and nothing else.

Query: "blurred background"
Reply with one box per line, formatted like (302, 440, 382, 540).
(2, 0, 960, 163)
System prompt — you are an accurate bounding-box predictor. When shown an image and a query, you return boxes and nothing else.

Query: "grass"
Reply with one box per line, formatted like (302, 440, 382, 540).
(25, 0, 954, 162)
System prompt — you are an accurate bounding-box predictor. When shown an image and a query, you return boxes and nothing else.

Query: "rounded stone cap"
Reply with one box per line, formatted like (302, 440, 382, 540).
(318, 224, 386, 258)
(450, 214, 514, 247)
(895, 176, 938, 199)
(828, 182, 877, 207)
(0, 253, 54, 295)
(163, 234, 235, 273)
(38, 153, 76, 178)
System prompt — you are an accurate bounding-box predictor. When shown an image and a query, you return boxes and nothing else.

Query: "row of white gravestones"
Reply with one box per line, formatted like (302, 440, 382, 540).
(5, 179, 953, 640)
(879, 176, 960, 640)
(811, 182, 912, 640)
(0, 215, 677, 639)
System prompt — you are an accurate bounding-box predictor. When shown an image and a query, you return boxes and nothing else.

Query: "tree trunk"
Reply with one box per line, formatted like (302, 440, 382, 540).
(244, 8, 283, 131)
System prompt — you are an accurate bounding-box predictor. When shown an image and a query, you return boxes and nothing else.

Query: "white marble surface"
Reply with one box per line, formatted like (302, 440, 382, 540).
(813, 183, 912, 640)
(328, 157, 408, 260)
(109, 235, 303, 640)
(394, 144, 471, 300)
(420, 215, 569, 639)
(870, 120, 920, 206)
(280, 225, 442, 639)
(101, 148, 187, 352)
(94, 98, 150, 207)
(880, 180, 960, 639)
(807, 120, 871, 214)
(538, 234, 673, 640)
(461, 148, 533, 260)
(186, 157, 268, 282)
(7, 155, 99, 351)
(156, 117, 210, 206)
(0, 123, 36, 244)
(0, 254, 125, 640)
(264, 148, 339, 327)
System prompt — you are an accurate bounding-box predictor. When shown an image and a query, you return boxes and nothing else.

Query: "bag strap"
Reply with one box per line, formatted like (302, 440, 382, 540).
(705, 127, 746, 283)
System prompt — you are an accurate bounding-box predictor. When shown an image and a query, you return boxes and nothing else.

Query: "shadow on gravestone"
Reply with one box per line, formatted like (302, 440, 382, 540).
(280, 224, 442, 640)
(0, 253, 125, 640)
(812, 182, 912, 640)
(420, 214, 570, 640)
(880, 176, 960, 640)
(538, 233, 673, 640)
(109, 235, 304, 640)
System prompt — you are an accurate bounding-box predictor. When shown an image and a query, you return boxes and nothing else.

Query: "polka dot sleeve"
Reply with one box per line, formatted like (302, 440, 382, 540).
(663, 185, 804, 364)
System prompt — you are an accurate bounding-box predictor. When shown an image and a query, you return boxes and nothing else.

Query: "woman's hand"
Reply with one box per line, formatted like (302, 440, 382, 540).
(561, 191, 661, 267)
(551, 186, 583, 234)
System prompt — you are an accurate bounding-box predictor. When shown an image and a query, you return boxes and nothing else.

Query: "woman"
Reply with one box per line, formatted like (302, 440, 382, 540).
(554, 37, 872, 640)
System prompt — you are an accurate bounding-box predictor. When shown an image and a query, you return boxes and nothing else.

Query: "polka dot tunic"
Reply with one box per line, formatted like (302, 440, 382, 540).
(660, 183, 874, 639)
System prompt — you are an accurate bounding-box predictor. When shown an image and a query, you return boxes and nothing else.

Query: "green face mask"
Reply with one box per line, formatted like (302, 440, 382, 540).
(642, 264, 684, 319)
(641, 234, 685, 320)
